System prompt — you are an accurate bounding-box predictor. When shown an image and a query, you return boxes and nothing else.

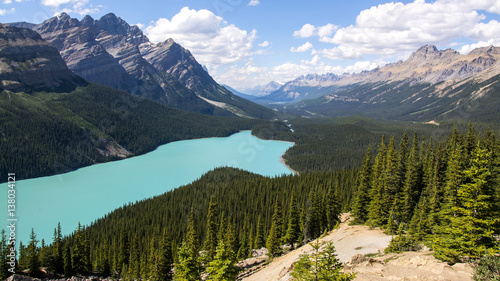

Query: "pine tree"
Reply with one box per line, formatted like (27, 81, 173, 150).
(63, 243, 73, 277)
(174, 240, 201, 281)
(283, 190, 300, 249)
(384, 136, 401, 228)
(254, 215, 264, 249)
(434, 144, 499, 263)
(266, 196, 283, 258)
(206, 240, 239, 281)
(0, 229, 12, 280)
(290, 240, 355, 281)
(326, 183, 341, 231)
(27, 228, 40, 277)
(304, 188, 320, 241)
(155, 230, 174, 281)
(351, 147, 372, 223)
(367, 136, 387, 227)
(401, 133, 423, 224)
(51, 222, 63, 273)
(202, 197, 219, 263)
(175, 210, 201, 281)
(72, 222, 89, 274)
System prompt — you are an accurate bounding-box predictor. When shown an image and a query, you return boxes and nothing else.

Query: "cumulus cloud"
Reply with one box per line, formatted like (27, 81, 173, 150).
(41, 0, 100, 15)
(248, 0, 259, 6)
(0, 7, 14, 15)
(290, 41, 313, 53)
(146, 7, 257, 66)
(293, 23, 338, 42)
(258, 41, 270, 47)
(304, 0, 500, 60)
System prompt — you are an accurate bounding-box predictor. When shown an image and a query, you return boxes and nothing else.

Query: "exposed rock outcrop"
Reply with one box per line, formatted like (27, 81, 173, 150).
(0, 24, 87, 92)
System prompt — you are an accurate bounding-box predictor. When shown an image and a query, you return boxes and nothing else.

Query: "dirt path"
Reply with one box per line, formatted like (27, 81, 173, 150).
(240, 214, 473, 281)
(241, 214, 392, 280)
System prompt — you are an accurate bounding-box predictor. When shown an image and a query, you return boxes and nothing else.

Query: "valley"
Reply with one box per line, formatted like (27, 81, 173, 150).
(1, 4, 499, 281)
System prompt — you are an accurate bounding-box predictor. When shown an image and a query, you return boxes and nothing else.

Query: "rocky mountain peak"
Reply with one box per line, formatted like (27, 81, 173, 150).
(80, 15, 95, 27)
(36, 12, 80, 34)
(468, 45, 500, 56)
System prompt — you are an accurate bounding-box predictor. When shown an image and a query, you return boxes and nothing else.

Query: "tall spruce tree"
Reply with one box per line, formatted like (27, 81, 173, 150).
(206, 240, 239, 281)
(202, 197, 219, 263)
(326, 183, 341, 231)
(401, 133, 423, 224)
(27, 228, 40, 277)
(352, 147, 372, 224)
(254, 215, 265, 249)
(51, 222, 63, 273)
(175, 210, 201, 281)
(283, 190, 301, 249)
(367, 136, 387, 227)
(266, 196, 283, 258)
(155, 229, 174, 281)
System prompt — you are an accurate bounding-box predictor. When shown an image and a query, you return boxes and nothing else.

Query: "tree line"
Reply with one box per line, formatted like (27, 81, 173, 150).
(351, 124, 500, 263)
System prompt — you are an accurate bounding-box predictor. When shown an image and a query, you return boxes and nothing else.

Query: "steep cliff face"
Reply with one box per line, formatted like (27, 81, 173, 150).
(8, 13, 275, 118)
(0, 24, 86, 92)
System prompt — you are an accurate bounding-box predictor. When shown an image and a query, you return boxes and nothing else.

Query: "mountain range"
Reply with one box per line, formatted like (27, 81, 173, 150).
(261, 45, 500, 122)
(8, 13, 274, 119)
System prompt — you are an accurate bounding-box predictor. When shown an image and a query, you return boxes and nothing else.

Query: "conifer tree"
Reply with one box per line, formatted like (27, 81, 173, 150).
(175, 209, 201, 280)
(283, 190, 300, 249)
(175, 240, 201, 281)
(266, 196, 283, 258)
(0, 230, 12, 280)
(434, 144, 499, 263)
(27, 228, 40, 277)
(51, 222, 63, 273)
(401, 133, 423, 224)
(63, 243, 73, 277)
(254, 215, 265, 249)
(384, 136, 401, 224)
(326, 183, 341, 231)
(202, 197, 219, 263)
(205, 240, 239, 281)
(367, 136, 387, 227)
(352, 147, 372, 223)
(155, 230, 174, 281)
(304, 188, 320, 241)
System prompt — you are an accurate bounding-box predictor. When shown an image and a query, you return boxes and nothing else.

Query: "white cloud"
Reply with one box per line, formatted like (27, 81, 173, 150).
(248, 0, 259, 6)
(41, 0, 101, 15)
(258, 41, 270, 47)
(145, 7, 256, 66)
(303, 0, 500, 60)
(293, 23, 339, 41)
(290, 41, 313, 53)
(0, 7, 14, 15)
(42, 0, 72, 7)
(293, 23, 316, 38)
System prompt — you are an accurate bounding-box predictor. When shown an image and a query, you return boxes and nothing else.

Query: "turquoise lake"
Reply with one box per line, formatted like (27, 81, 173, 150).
(0, 131, 294, 245)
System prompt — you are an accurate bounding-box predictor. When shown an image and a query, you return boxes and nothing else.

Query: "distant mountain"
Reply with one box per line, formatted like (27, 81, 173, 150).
(270, 45, 500, 122)
(222, 84, 258, 101)
(0, 24, 265, 182)
(245, 80, 284, 97)
(8, 13, 275, 119)
(257, 74, 340, 103)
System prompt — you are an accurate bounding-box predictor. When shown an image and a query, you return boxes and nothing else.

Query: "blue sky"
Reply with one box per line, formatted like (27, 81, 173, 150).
(1, 0, 500, 90)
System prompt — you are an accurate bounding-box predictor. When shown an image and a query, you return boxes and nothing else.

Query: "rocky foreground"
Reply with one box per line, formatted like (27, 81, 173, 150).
(239, 214, 473, 281)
